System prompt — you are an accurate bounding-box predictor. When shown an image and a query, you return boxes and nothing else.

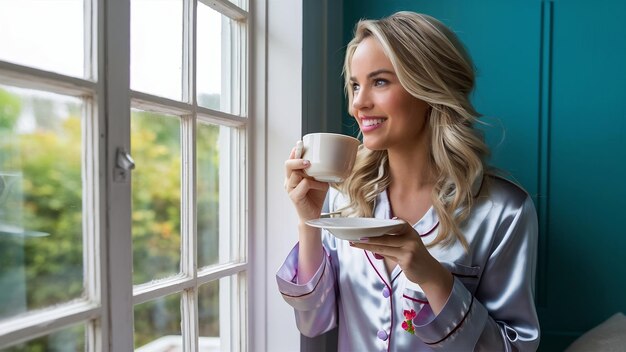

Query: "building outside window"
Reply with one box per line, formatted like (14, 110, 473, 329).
(0, 0, 251, 350)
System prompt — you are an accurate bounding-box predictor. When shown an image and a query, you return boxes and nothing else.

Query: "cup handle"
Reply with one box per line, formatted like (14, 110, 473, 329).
(295, 140, 303, 159)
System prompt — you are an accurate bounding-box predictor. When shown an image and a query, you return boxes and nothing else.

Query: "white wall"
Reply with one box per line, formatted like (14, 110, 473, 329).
(251, 0, 303, 351)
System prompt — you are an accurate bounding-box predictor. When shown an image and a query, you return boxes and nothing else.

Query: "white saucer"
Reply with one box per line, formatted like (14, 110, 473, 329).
(305, 217, 406, 241)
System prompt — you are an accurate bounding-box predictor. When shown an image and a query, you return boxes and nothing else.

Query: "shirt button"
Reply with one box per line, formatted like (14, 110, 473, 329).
(382, 287, 390, 298)
(377, 330, 388, 341)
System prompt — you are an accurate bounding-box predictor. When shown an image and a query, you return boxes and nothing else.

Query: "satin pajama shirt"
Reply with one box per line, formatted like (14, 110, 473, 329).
(276, 175, 540, 351)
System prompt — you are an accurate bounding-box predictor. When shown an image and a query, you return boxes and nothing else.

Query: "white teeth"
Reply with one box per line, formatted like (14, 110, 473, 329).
(362, 119, 385, 127)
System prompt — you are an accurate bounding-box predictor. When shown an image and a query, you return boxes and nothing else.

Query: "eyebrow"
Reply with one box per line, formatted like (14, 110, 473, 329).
(349, 69, 395, 82)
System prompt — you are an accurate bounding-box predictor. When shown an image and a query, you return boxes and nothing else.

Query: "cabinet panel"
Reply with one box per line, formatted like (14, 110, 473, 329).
(542, 0, 626, 348)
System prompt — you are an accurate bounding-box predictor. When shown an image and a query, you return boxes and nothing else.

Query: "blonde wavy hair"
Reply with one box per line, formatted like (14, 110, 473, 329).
(339, 12, 489, 249)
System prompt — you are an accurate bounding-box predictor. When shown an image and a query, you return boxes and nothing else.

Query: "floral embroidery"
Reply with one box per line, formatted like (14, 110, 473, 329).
(402, 309, 417, 334)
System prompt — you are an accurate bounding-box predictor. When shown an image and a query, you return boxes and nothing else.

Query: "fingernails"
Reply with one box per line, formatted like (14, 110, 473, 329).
(358, 237, 369, 242)
(302, 160, 310, 166)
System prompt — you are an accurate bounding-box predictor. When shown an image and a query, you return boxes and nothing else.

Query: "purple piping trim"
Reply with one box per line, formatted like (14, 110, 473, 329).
(402, 294, 429, 304)
(365, 250, 390, 288)
(387, 188, 439, 238)
(389, 281, 395, 351)
(419, 174, 483, 238)
(419, 222, 439, 238)
(452, 272, 479, 279)
(364, 250, 394, 351)
(391, 270, 403, 284)
(280, 257, 327, 298)
(424, 295, 475, 345)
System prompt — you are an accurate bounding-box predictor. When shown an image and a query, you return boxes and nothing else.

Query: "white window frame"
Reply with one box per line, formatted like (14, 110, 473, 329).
(0, 0, 254, 350)
(250, 0, 305, 351)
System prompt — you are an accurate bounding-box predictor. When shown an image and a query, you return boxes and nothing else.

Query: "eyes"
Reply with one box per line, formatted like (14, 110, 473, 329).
(351, 78, 388, 93)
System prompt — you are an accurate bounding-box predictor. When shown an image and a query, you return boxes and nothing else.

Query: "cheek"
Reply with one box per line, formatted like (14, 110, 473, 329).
(389, 97, 423, 122)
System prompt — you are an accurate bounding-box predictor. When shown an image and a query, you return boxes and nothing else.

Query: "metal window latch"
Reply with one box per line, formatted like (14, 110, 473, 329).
(114, 148, 135, 182)
(116, 148, 135, 170)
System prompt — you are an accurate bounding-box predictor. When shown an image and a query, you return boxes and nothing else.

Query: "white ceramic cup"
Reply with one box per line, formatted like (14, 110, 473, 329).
(301, 133, 360, 183)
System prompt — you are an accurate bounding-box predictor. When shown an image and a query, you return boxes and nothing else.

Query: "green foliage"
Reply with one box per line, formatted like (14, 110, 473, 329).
(133, 294, 182, 348)
(131, 110, 183, 284)
(0, 88, 21, 130)
(2, 324, 85, 352)
(197, 123, 220, 267)
(0, 89, 222, 350)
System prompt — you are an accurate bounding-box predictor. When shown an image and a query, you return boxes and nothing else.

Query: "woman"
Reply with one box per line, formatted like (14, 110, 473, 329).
(278, 11, 540, 351)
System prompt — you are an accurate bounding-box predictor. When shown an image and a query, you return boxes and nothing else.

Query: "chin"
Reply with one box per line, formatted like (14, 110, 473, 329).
(362, 138, 386, 151)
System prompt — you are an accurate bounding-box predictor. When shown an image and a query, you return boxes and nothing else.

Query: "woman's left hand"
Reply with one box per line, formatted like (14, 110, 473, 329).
(349, 222, 437, 285)
(349, 221, 454, 313)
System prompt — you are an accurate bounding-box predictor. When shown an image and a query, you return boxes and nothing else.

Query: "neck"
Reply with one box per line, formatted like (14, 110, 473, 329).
(386, 146, 436, 225)
(387, 146, 436, 193)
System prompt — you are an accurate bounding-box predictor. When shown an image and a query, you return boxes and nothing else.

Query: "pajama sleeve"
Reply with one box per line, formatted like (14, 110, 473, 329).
(276, 239, 339, 337)
(412, 195, 540, 351)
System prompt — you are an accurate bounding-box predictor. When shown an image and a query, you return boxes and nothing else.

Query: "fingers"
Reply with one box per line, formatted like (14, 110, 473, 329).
(365, 223, 416, 245)
(288, 175, 329, 199)
(285, 159, 311, 177)
(285, 141, 313, 190)
(353, 234, 408, 248)
(350, 241, 402, 255)
(284, 169, 305, 192)
(349, 225, 420, 256)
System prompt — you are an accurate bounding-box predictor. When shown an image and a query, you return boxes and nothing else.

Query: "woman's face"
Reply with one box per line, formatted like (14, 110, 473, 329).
(349, 37, 430, 152)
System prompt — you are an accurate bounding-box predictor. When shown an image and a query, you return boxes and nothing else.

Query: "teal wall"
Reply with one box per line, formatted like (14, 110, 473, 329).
(339, 0, 626, 350)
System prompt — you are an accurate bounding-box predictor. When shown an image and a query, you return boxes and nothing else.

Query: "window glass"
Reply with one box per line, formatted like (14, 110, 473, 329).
(197, 3, 236, 114)
(0, 0, 249, 349)
(226, 0, 247, 11)
(131, 110, 181, 284)
(198, 277, 232, 350)
(0, 85, 84, 320)
(131, 0, 183, 100)
(0, 0, 85, 78)
(197, 122, 236, 267)
(134, 293, 182, 350)
(1, 323, 85, 351)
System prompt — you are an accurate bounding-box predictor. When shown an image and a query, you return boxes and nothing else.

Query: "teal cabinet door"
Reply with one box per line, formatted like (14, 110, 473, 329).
(541, 0, 626, 349)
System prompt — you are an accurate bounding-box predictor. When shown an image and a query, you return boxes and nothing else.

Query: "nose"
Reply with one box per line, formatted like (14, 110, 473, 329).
(352, 87, 372, 111)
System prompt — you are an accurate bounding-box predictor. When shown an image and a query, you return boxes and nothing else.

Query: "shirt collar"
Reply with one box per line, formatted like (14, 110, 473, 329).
(374, 188, 439, 236)
(373, 172, 484, 236)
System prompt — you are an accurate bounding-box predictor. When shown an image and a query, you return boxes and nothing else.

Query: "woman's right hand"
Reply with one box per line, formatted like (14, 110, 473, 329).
(284, 143, 329, 224)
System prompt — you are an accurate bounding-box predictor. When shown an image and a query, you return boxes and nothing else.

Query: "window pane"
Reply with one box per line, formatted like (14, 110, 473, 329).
(0, 85, 83, 320)
(2, 323, 85, 352)
(197, 123, 235, 267)
(225, 0, 247, 11)
(197, 3, 237, 114)
(0, 1, 84, 78)
(131, 0, 183, 100)
(198, 277, 232, 351)
(134, 293, 182, 350)
(131, 110, 181, 284)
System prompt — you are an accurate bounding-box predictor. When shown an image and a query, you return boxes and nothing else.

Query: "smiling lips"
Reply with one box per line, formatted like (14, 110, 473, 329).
(360, 117, 386, 132)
